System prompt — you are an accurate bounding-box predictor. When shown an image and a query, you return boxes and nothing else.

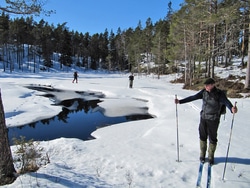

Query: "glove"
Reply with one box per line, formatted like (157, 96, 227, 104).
(175, 99, 179, 104)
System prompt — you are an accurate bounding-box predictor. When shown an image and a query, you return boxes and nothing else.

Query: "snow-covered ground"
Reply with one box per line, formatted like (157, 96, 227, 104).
(0, 69, 249, 188)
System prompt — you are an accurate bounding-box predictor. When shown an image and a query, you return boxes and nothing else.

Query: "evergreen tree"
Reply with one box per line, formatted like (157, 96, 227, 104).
(0, 0, 51, 185)
(0, 91, 16, 185)
(41, 22, 54, 69)
(59, 29, 73, 69)
(89, 33, 100, 70)
(71, 31, 82, 67)
(107, 29, 116, 71)
(82, 32, 91, 69)
(0, 0, 54, 15)
(245, 0, 250, 88)
(114, 27, 127, 71)
(99, 29, 109, 69)
(152, 19, 170, 77)
(0, 13, 10, 71)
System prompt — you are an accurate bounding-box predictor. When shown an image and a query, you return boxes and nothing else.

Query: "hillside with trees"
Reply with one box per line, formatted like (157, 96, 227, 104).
(1, 1, 250, 90)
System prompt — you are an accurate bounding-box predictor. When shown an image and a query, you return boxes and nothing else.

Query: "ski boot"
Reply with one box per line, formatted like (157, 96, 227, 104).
(208, 143, 217, 165)
(199, 140, 207, 163)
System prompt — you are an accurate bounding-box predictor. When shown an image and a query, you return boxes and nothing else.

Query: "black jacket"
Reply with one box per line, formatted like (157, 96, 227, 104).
(129, 75, 134, 81)
(179, 87, 233, 120)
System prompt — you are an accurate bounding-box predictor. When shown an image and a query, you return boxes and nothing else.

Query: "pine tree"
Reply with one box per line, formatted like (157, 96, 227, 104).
(0, 13, 10, 72)
(245, 12, 250, 89)
(0, 0, 51, 185)
(0, 91, 16, 185)
(59, 29, 73, 69)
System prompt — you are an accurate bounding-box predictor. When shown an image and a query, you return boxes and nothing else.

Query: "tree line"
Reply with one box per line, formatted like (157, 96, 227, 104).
(1, 0, 249, 87)
(0, 12, 170, 74)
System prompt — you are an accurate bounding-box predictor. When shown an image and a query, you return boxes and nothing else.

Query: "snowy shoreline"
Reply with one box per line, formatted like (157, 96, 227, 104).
(1, 72, 249, 188)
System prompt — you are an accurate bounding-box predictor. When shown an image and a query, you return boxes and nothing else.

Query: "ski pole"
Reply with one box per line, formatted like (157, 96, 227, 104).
(175, 94, 180, 162)
(222, 101, 237, 181)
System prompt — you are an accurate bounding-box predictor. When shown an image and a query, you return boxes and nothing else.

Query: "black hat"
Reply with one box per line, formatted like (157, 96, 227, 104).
(204, 78, 215, 85)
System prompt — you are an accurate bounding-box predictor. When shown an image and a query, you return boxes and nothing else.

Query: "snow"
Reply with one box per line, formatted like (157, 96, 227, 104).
(0, 68, 250, 188)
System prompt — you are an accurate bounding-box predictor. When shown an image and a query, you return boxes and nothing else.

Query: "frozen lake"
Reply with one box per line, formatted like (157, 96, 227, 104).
(8, 86, 153, 144)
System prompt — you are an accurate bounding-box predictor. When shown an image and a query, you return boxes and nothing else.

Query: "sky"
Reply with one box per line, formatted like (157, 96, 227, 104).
(0, 57, 250, 187)
(26, 0, 183, 35)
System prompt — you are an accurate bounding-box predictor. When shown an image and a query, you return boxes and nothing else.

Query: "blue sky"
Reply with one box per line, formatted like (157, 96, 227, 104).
(36, 0, 183, 34)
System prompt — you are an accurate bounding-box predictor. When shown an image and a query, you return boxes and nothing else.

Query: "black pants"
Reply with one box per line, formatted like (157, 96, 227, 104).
(199, 118, 220, 144)
(129, 80, 133, 88)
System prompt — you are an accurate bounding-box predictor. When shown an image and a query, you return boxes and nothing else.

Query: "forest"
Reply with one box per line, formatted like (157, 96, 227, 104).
(0, 0, 249, 86)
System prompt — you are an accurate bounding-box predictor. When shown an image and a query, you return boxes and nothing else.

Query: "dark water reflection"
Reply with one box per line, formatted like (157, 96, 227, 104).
(8, 99, 153, 145)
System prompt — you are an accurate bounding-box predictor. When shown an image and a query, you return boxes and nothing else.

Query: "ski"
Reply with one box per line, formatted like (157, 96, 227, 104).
(206, 164, 212, 188)
(196, 162, 204, 188)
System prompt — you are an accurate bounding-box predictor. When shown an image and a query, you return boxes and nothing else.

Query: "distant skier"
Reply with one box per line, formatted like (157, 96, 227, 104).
(129, 73, 134, 88)
(72, 71, 78, 83)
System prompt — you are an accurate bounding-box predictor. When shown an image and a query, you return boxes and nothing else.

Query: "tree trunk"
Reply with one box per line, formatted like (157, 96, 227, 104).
(245, 13, 250, 89)
(0, 90, 16, 185)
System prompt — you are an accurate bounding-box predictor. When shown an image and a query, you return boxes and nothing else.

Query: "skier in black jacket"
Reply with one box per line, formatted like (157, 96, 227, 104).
(129, 73, 134, 88)
(175, 78, 238, 164)
(72, 71, 78, 83)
